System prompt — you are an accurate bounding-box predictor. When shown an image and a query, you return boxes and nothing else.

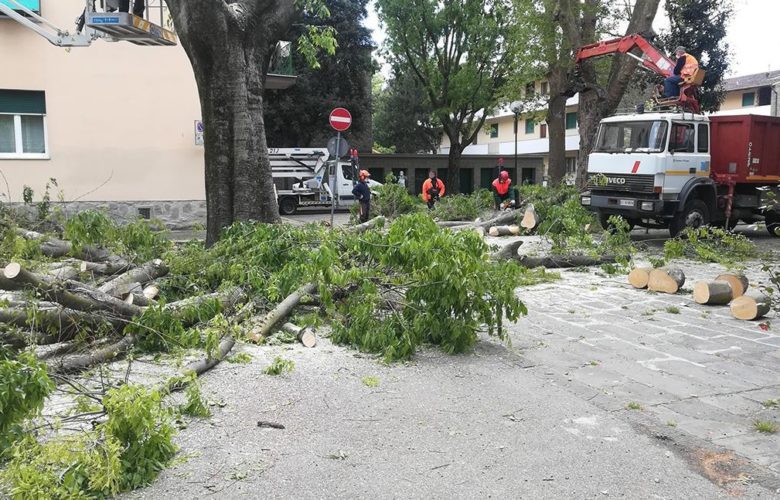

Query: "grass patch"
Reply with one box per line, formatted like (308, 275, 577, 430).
(666, 420, 677, 427)
(227, 352, 252, 364)
(361, 376, 380, 388)
(626, 402, 642, 410)
(264, 357, 295, 376)
(753, 420, 778, 434)
(665, 306, 680, 314)
(760, 399, 779, 409)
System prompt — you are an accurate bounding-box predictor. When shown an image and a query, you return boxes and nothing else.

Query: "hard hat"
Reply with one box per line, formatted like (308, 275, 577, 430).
(499, 170, 509, 181)
(359, 170, 370, 180)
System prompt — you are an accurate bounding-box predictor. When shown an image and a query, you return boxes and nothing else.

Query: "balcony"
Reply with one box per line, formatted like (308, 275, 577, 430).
(267, 41, 297, 90)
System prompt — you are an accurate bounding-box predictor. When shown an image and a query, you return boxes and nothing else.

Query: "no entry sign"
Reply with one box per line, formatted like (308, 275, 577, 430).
(329, 107, 352, 131)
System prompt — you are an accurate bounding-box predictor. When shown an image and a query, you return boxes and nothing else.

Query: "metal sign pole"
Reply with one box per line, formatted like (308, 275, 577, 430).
(331, 131, 340, 228)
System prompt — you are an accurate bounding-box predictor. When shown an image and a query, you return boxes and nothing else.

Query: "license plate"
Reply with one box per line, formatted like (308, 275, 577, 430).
(619, 199, 635, 207)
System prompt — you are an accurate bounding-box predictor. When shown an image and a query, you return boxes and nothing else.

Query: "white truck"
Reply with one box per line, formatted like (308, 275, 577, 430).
(270, 148, 380, 215)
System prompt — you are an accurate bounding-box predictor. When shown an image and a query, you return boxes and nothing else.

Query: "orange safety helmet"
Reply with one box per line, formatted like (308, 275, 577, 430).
(359, 170, 370, 180)
(499, 170, 510, 181)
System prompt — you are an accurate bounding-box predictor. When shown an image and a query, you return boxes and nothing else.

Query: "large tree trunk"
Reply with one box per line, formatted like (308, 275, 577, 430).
(445, 141, 463, 195)
(167, 2, 296, 246)
(546, 68, 568, 186)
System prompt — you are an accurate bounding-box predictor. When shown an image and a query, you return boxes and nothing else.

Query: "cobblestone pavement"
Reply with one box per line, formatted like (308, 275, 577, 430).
(508, 250, 780, 491)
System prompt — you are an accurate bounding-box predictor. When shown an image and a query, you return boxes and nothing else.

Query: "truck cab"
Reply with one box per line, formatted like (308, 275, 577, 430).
(581, 112, 716, 236)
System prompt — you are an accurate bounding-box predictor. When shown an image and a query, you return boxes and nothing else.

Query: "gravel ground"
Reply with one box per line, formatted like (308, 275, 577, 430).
(125, 335, 771, 499)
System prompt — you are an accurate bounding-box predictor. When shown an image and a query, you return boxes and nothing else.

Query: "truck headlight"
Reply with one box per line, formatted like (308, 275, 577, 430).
(581, 196, 592, 206)
(640, 201, 654, 211)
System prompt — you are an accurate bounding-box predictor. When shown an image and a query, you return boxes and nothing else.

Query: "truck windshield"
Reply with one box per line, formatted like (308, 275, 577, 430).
(595, 121, 668, 153)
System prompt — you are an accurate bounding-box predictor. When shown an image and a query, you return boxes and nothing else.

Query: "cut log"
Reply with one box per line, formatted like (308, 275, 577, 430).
(475, 210, 519, 230)
(80, 257, 133, 276)
(15, 227, 110, 261)
(4, 262, 143, 318)
(488, 225, 521, 237)
(351, 216, 386, 233)
(163, 287, 244, 320)
(715, 273, 749, 298)
(165, 336, 237, 393)
(436, 221, 469, 228)
(123, 292, 156, 307)
(143, 285, 160, 300)
(490, 240, 524, 261)
(647, 268, 686, 294)
(282, 322, 317, 348)
(249, 283, 318, 342)
(515, 254, 617, 269)
(628, 267, 653, 289)
(520, 204, 540, 231)
(693, 280, 733, 305)
(730, 293, 771, 321)
(48, 266, 80, 282)
(98, 259, 168, 297)
(45, 334, 135, 375)
(0, 304, 122, 341)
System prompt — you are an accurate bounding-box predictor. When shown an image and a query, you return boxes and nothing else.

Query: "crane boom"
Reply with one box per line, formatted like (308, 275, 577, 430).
(574, 34, 676, 78)
(0, 0, 95, 47)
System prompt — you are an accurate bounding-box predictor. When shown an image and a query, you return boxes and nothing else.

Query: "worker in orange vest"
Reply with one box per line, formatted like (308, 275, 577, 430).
(664, 46, 698, 98)
(421, 170, 446, 210)
(492, 170, 513, 210)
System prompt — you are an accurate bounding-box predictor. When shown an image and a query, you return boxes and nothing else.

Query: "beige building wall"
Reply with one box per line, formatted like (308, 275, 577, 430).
(0, 2, 203, 203)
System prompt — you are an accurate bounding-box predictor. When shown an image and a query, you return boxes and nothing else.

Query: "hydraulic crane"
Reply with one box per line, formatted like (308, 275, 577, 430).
(573, 34, 705, 113)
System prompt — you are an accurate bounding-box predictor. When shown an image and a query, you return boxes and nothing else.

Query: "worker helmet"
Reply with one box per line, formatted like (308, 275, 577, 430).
(359, 170, 370, 180)
(499, 170, 509, 181)
(675, 46, 686, 54)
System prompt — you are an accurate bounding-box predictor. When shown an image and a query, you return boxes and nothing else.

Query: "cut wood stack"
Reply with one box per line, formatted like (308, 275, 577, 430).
(647, 268, 686, 294)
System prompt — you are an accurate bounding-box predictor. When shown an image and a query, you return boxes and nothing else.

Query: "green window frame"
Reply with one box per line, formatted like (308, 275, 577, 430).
(741, 92, 755, 107)
(566, 112, 578, 130)
(525, 119, 534, 134)
(0, 89, 48, 158)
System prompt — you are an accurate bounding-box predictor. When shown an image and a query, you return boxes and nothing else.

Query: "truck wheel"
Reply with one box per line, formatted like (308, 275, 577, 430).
(278, 197, 298, 216)
(598, 212, 635, 232)
(669, 199, 708, 237)
(766, 211, 780, 238)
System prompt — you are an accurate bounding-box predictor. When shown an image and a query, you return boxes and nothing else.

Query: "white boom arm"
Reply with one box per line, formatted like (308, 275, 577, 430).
(0, 0, 95, 47)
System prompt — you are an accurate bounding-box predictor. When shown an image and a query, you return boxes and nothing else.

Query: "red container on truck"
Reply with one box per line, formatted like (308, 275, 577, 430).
(710, 115, 780, 184)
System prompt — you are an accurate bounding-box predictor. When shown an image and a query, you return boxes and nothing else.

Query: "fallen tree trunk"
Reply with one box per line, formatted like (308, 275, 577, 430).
(488, 225, 521, 237)
(166, 336, 237, 392)
(15, 227, 110, 261)
(3, 263, 143, 318)
(98, 259, 168, 297)
(520, 205, 540, 231)
(514, 254, 617, 269)
(730, 293, 771, 321)
(715, 273, 749, 298)
(282, 322, 317, 347)
(45, 334, 135, 375)
(249, 283, 318, 342)
(0, 304, 122, 342)
(436, 221, 470, 228)
(693, 280, 733, 305)
(47, 266, 80, 282)
(490, 240, 523, 261)
(143, 285, 160, 300)
(124, 291, 156, 307)
(648, 268, 686, 294)
(163, 287, 244, 321)
(80, 257, 134, 276)
(628, 267, 653, 289)
(350, 216, 386, 234)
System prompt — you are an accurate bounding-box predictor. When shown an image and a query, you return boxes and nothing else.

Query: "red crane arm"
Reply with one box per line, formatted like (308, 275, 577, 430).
(574, 34, 676, 78)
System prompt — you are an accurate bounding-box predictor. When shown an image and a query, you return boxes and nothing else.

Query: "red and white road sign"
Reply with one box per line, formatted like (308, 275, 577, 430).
(329, 107, 352, 131)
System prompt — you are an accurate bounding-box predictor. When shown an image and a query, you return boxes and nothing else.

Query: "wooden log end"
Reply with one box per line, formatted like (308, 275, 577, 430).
(693, 280, 733, 305)
(715, 273, 749, 298)
(627, 267, 652, 289)
(298, 328, 317, 348)
(730, 293, 771, 321)
(647, 268, 686, 294)
(4, 262, 22, 280)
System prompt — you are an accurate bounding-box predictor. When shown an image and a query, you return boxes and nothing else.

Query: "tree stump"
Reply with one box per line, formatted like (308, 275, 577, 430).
(628, 267, 653, 289)
(730, 293, 771, 320)
(647, 268, 686, 294)
(715, 273, 749, 298)
(693, 280, 733, 305)
(520, 204, 540, 231)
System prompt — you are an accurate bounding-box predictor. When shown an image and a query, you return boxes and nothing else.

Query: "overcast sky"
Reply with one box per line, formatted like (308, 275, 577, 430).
(365, 0, 780, 78)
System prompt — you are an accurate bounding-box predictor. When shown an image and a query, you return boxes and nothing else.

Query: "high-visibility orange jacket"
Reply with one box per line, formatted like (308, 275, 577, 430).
(492, 178, 512, 196)
(422, 178, 446, 201)
(681, 53, 698, 78)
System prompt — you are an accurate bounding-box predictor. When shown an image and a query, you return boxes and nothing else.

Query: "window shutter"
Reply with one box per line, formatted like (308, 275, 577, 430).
(0, 90, 46, 114)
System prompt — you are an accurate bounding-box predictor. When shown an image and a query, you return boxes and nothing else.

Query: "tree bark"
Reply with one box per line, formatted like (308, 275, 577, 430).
(249, 282, 317, 342)
(693, 281, 733, 305)
(167, 1, 296, 246)
(46, 335, 135, 375)
(444, 140, 463, 195)
(98, 259, 168, 297)
(730, 293, 771, 321)
(715, 273, 749, 298)
(647, 267, 686, 294)
(546, 67, 569, 185)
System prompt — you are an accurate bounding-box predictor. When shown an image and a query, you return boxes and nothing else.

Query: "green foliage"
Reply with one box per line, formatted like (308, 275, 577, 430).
(331, 213, 526, 361)
(664, 226, 756, 265)
(264, 356, 295, 376)
(759, 263, 780, 316)
(753, 420, 778, 434)
(371, 177, 424, 219)
(180, 381, 211, 418)
(125, 305, 197, 352)
(64, 210, 170, 263)
(0, 351, 54, 453)
(227, 352, 253, 364)
(761, 398, 779, 409)
(1, 384, 175, 497)
(0, 228, 42, 262)
(626, 402, 642, 410)
(433, 190, 494, 221)
(665, 306, 681, 315)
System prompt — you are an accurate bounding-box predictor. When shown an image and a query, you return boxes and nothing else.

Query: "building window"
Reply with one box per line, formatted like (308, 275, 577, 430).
(540, 124, 547, 138)
(525, 119, 535, 134)
(741, 92, 755, 107)
(488, 123, 498, 138)
(758, 86, 771, 106)
(565, 157, 577, 175)
(566, 112, 578, 130)
(0, 90, 48, 159)
(525, 82, 535, 97)
(540, 82, 549, 95)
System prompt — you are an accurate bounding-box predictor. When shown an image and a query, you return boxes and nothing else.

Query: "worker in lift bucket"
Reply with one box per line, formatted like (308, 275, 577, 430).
(663, 46, 698, 98)
(107, 0, 145, 17)
(352, 170, 372, 223)
(422, 170, 446, 210)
